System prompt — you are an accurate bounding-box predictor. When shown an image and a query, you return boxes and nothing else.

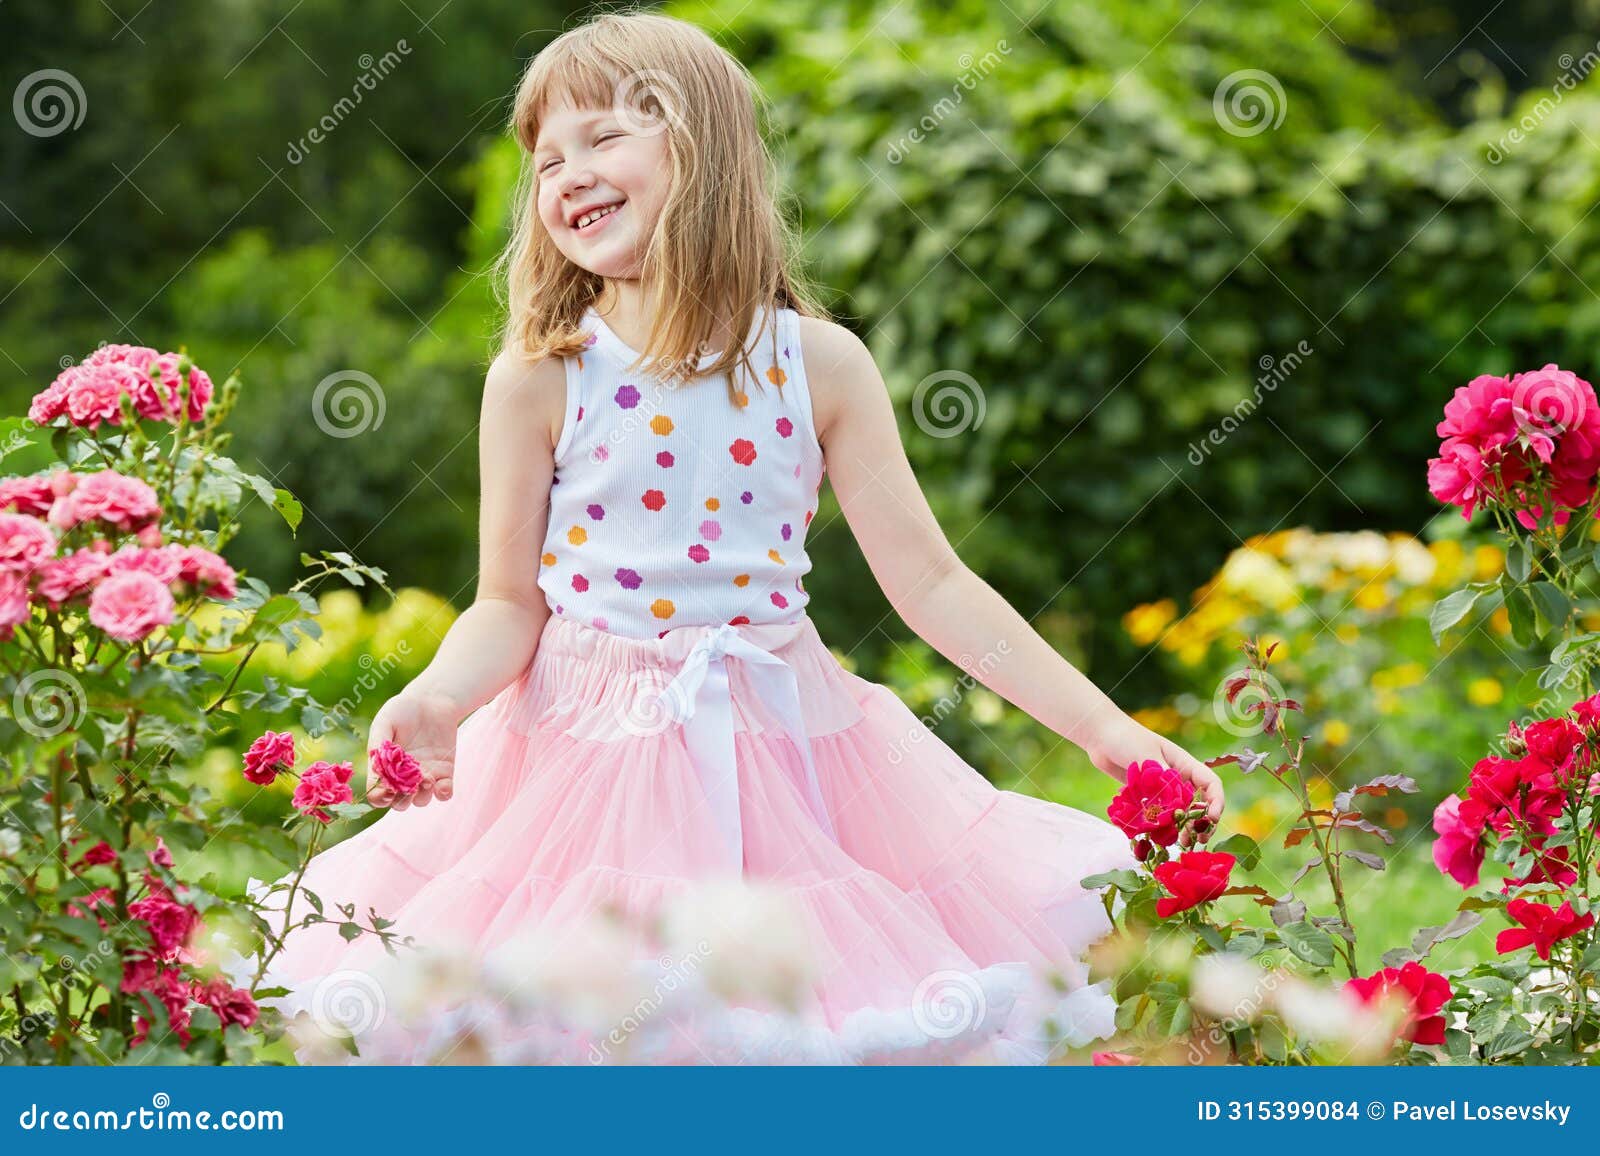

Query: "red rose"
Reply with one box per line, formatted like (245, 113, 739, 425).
(1107, 759, 1196, 848)
(1152, 850, 1235, 918)
(1496, 899, 1595, 961)
(128, 890, 197, 961)
(1344, 961, 1452, 1045)
(190, 974, 260, 1029)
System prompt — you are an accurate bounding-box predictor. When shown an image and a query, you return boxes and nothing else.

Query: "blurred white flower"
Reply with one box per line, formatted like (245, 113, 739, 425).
(662, 879, 817, 1009)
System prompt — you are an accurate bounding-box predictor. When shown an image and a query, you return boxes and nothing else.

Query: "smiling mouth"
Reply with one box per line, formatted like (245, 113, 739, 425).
(573, 202, 624, 232)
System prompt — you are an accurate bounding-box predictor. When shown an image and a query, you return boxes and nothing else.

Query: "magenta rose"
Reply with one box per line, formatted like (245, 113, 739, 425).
(127, 889, 197, 961)
(369, 738, 424, 796)
(1430, 794, 1488, 888)
(242, 730, 295, 785)
(88, 571, 176, 642)
(293, 760, 355, 823)
(1107, 758, 1196, 847)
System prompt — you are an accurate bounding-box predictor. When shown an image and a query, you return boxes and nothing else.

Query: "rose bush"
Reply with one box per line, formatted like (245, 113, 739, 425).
(0, 345, 406, 1064)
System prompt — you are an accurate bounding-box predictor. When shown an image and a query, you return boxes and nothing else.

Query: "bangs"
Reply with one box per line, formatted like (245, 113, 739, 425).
(512, 40, 632, 152)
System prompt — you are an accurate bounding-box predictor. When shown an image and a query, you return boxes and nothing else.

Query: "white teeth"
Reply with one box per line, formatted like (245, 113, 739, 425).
(575, 203, 621, 229)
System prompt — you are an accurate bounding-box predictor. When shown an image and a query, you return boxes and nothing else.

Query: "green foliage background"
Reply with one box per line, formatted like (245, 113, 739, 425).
(4, 0, 1600, 701)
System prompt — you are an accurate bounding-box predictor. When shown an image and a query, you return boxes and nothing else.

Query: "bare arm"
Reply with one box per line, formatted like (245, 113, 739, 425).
(364, 350, 565, 809)
(802, 318, 1223, 830)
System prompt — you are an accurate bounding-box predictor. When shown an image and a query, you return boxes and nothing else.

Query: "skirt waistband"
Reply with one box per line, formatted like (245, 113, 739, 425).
(537, 611, 824, 671)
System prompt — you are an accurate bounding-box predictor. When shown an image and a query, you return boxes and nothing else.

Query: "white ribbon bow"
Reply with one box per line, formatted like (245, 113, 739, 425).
(655, 622, 838, 872)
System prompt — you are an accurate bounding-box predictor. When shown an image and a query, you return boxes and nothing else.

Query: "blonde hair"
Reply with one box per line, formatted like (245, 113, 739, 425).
(495, 9, 829, 398)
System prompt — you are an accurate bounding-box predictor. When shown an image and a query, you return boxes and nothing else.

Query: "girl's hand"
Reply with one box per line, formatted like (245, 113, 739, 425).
(1083, 713, 1225, 849)
(365, 690, 461, 810)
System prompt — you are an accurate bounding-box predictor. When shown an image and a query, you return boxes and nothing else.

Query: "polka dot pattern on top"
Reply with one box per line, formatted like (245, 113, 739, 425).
(536, 304, 825, 640)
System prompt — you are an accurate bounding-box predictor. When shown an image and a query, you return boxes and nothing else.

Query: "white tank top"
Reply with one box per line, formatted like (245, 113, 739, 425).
(537, 303, 825, 639)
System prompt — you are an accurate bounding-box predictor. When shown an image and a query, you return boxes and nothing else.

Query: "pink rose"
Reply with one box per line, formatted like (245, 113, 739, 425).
(1430, 794, 1487, 888)
(368, 738, 424, 796)
(148, 837, 174, 870)
(53, 470, 161, 531)
(105, 545, 184, 585)
(242, 731, 295, 785)
(0, 571, 29, 634)
(150, 352, 213, 422)
(88, 571, 176, 642)
(174, 545, 237, 600)
(64, 363, 138, 429)
(0, 513, 56, 573)
(33, 548, 113, 608)
(292, 760, 355, 823)
(0, 475, 57, 517)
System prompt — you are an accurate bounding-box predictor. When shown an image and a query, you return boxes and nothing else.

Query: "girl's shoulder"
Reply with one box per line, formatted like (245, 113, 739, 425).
(793, 314, 881, 445)
(483, 348, 570, 459)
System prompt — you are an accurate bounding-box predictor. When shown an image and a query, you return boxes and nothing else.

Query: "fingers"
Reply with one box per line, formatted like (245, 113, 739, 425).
(432, 772, 454, 803)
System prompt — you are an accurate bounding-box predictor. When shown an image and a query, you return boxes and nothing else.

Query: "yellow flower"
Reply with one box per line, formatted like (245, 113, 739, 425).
(1335, 624, 1360, 644)
(1490, 606, 1511, 636)
(1178, 641, 1210, 667)
(1354, 583, 1391, 612)
(1216, 549, 1299, 612)
(1472, 544, 1505, 582)
(1371, 662, 1426, 691)
(1374, 688, 1400, 715)
(1427, 538, 1465, 588)
(1467, 677, 1503, 706)
(1122, 599, 1178, 647)
(1131, 705, 1183, 735)
(1321, 718, 1351, 746)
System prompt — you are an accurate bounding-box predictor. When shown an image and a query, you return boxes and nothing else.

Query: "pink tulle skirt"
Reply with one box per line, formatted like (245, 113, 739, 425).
(235, 613, 1137, 1065)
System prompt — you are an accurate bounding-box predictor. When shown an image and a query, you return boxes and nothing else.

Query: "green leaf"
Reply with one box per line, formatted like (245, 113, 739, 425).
(1276, 921, 1335, 968)
(1429, 587, 1482, 642)
(1080, 868, 1145, 894)
(1209, 833, 1261, 871)
(1505, 543, 1529, 583)
(1504, 584, 1537, 647)
(273, 488, 303, 533)
(1529, 581, 1570, 635)
(1483, 1027, 1534, 1059)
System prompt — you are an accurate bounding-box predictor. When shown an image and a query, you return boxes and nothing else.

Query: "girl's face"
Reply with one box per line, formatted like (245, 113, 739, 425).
(533, 98, 671, 280)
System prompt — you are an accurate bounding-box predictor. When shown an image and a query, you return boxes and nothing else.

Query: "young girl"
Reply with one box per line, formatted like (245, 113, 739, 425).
(246, 10, 1223, 1065)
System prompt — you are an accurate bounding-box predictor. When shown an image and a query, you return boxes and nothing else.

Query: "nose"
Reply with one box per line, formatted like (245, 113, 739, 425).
(558, 164, 596, 203)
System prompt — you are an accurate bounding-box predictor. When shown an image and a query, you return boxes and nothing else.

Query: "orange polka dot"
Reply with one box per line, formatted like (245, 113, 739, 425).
(766, 365, 787, 386)
(650, 598, 676, 619)
(733, 391, 749, 409)
(650, 415, 674, 436)
(733, 574, 750, 587)
(541, 552, 557, 567)
(768, 549, 785, 564)
(567, 526, 588, 546)
(705, 497, 720, 511)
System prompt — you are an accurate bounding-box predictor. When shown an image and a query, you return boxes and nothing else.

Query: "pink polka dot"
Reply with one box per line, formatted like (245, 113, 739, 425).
(770, 592, 789, 609)
(593, 616, 608, 630)
(688, 544, 710, 564)
(699, 519, 722, 541)
(657, 451, 675, 468)
(776, 417, 794, 438)
(572, 574, 589, 592)
(792, 462, 802, 478)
